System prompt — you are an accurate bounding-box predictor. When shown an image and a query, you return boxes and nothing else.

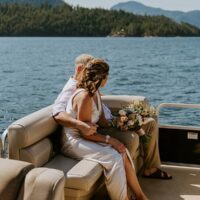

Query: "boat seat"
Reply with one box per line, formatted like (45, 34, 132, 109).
(7, 95, 149, 200)
(0, 138, 2, 157)
(0, 158, 65, 200)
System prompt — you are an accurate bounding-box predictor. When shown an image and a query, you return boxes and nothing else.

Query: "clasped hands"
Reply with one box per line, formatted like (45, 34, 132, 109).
(79, 122, 99, 136)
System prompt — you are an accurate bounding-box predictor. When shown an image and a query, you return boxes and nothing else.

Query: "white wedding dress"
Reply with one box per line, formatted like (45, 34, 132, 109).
(62, 88, 133, 200)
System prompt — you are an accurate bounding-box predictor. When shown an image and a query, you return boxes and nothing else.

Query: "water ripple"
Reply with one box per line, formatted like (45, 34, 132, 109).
(1, 37, 200, 131)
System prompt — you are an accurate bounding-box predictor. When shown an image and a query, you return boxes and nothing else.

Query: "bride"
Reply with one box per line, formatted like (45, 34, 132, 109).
(61, 58, 148, 200)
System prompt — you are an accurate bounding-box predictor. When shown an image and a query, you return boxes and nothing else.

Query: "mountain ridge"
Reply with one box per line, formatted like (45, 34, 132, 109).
(112, 1, 200, 28)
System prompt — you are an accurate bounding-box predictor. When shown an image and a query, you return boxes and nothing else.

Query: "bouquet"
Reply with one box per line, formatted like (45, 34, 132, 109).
(126, 100, 157, 119)
(112, 100, 157, 145)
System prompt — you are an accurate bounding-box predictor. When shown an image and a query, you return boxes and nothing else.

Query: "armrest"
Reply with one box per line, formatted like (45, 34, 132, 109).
(66, 159, 103, 192)
(8, 105, 59, 160)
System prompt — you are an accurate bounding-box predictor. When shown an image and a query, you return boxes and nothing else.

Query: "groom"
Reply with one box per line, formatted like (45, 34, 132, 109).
(53, 53, 172, 179)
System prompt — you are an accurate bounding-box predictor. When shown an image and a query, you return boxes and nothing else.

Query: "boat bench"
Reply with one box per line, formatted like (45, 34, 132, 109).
(0, 138, 2, 158)
(7, 95, 149, 200)
(0, 158, 65, 200)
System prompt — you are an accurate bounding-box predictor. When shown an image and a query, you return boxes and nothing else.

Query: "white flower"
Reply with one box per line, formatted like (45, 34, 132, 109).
(137, 114, 143, 126)
(118, 109, 127, 116)
(127, 120, 135, 126)
(134, 100, 140, 106)
(120, 115, 128, 122)
(149, 106, 156, 116)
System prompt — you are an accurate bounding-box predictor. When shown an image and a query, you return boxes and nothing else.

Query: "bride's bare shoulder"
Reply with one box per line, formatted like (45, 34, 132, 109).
(74, 90, 91, 104)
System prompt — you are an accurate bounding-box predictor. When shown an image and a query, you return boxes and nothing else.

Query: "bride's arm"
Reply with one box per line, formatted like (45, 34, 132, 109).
(74, 91, 125, 153)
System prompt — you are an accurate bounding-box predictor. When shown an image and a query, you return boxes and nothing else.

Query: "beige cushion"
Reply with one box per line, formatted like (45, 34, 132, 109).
(0, 138, 2, 158)
(102, 95, 149, 113)
(44, 155, 103, 199)
(44, 154, 79, 173)
(64, 177, 104, 200)
(66, 159, 103, 192)
(8, 106, 58, 160)
(23, 168, 65, 200)
(0, 158, 34, 200)
(45, 155, 103, 192)
(20, 138, 53, 167)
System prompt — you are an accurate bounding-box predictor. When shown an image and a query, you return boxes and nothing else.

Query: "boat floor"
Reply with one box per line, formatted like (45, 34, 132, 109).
(93, 164, 200, 200)
(138, 164, 200, 200)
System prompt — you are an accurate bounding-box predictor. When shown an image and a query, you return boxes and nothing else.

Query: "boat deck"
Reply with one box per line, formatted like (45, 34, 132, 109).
(139, 164, 200, 200)
(93, 164, 200, 200)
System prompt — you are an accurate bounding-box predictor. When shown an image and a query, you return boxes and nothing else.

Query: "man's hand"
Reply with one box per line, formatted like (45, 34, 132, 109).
(54, 112, 98, 136)
(78, 122, 98, 136)
(109, 137, 126, 153)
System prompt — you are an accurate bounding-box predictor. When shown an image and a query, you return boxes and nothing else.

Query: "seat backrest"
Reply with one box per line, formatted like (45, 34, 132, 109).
(102, 95, 149, 113)
(8, 95, 148, 167)
(0, 158, 34, 200)
(8, 105, 59, 167)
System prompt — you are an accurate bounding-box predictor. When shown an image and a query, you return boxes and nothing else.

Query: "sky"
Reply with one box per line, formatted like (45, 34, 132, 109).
(64, 0, 200, 12)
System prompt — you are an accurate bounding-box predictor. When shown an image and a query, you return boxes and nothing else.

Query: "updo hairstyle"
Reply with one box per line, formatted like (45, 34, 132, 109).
(77, 58, 109, 97)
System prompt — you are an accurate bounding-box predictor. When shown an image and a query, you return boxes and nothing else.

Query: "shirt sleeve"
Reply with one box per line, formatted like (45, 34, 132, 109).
(102, 103, 113, 120)
(52, 91, 70, 116)
(52, 79, 76, 116)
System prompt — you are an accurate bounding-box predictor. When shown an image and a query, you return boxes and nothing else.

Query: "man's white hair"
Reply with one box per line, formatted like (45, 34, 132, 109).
(75, 54, 94, 66)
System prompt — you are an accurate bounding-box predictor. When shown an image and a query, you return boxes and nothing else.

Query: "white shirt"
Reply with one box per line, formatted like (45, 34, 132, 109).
(53, 77, 112, 120)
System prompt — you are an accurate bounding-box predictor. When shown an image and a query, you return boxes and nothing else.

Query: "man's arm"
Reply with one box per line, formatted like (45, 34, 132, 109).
(73, 91, 125, 153)
(98, 111, 112, 128)
(54, 112, 97, 136)
(97, 95, 113, 128)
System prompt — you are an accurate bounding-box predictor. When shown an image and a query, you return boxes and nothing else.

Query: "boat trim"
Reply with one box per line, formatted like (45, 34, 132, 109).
(0, 129, 9, 158)
(159, 124, 200, 131)
(157, 102, 200, 129)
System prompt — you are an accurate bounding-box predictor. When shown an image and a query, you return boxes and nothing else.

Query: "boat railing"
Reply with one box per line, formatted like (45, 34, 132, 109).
(157, 102, 200, 131)
(0, 129, 8, 158)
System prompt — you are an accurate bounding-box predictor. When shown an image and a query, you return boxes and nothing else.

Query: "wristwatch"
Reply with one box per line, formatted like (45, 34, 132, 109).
(105, 135, 111, 144)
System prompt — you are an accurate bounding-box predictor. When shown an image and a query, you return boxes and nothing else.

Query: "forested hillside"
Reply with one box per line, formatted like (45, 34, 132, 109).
(0, 3, 199, 37)
(112, 1, 200, 28)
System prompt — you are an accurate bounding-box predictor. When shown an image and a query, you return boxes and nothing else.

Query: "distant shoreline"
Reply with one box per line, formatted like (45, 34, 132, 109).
(0, 36, 200, 38)
(1, 4, 200, 37)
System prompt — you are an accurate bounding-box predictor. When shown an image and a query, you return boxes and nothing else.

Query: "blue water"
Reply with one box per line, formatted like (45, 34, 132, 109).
(1, 37, 200, 133)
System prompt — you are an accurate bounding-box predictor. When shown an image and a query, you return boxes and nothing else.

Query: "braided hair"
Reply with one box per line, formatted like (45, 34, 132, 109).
(77, 58, 109, 97)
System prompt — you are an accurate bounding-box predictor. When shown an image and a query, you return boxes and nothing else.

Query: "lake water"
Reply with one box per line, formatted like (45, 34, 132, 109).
(0, 37, 200, 133)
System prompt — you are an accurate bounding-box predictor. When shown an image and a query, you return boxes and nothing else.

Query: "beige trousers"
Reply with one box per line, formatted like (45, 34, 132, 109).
(141, 118, 161, 169)
(99, 117, 161, 171)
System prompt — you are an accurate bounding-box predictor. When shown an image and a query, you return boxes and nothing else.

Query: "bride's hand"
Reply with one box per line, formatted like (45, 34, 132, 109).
(109, 138, 126, 153)
(79, 122, 98, 136)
